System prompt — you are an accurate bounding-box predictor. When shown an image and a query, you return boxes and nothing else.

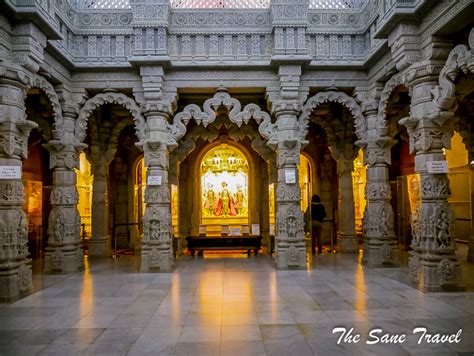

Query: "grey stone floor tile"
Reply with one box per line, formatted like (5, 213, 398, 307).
(0, 344, 47, 356)
(173, 341, 220, 356)
(220, 340, 267, 356)
(52, 328, 105, 345)
(0, 253, 472, 355)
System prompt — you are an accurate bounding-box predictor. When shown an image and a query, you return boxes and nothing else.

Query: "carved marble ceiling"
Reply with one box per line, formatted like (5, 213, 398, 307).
(77, 0, 366, 10)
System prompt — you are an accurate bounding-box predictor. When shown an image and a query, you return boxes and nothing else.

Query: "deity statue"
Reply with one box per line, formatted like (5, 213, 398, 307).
(436, 209, 451, 248)
(234, 184, 245, 215)
(214, 182, 237, 216)
(203, 185, 217, 216)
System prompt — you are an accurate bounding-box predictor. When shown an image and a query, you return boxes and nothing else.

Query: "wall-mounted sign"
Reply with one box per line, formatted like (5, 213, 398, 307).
(0, 166, 21, 179)
(285, 169, 296, 184)
(147, 175, 162, 186)
(242, 225, 250, 235)
(229, 227, 241, 236)
(221, 225, 229, 235)
(427, 161, 449, 174)
(269, 224, 275, 235)
(199, 225, 207, 236)
(251, 224, 260, 236)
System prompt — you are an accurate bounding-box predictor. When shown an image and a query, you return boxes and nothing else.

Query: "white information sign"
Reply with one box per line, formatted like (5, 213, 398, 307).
(242, 225, 250, 235)
(221, 225, 229, 235)
(147, 175, 162, 186)
(0, 166, 21, 179)
(230, 227, 241, 236)
(251, 224, 260, 236)
(269, 224, 275, 235)
(199, 225, 207, 235)
(285, 169, 296, 184)
(427, 161, 449, 174)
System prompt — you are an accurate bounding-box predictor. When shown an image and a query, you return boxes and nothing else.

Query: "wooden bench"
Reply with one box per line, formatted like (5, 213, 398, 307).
(186, 235, 262, 256)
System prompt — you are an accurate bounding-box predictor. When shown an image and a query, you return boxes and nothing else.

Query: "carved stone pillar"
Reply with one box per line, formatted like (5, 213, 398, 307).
(361, 139, 399, 266)
(140, 108, 174, 272)
(88, 157, 111, 257)
(273, 111, 306, 269)
(0, 78, 36, 301)
(400, 80, 464, 291)
(335, 157, 358, 252)
(44, 142, 84, 272)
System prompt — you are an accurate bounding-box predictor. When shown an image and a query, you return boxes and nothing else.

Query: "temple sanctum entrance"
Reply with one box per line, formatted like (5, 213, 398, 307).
(200, 144, 249, 235)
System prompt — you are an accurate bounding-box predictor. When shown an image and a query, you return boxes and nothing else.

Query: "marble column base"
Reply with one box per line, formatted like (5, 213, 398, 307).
(0, 262, 32, 302)
(275, 244, 306, 269)
(88, 237, 111, 257)
(413, 255, 465, 292)
(44, 246, 84, 273)
(140, 244, 174, 272)
(362, 239, 399, 267)
(337, 234, 359, 253)
(467, 239, 474, 263)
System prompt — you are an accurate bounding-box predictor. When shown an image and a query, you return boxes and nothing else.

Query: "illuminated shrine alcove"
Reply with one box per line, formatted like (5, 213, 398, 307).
(200, 144, 249, 235)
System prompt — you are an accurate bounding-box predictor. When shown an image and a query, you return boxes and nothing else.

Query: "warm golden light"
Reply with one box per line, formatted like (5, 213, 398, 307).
(76, 153, 93, 239)
(299, 154, 312, 212)
(269, 183, 275, 232)
(352, 149, 367, 234)
(201, 144, 249, 232)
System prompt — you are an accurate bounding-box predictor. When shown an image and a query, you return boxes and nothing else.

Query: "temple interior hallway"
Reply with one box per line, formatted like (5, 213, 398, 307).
(1, 249, 474, 356)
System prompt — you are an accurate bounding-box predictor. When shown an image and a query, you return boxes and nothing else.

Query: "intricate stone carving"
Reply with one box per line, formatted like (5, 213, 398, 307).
(0, 181, 24, 204)
(421, 175, 450, 199)
(299, 91, 367, 143)
(276, 183, 300, 202)
(432, 28, 474, 111)
(144, 185, 170, 204)
(431, 204, 452, 249)
(437, 259, 456, 286)
(277, 150, 299, 168)
(168, 89, 275, 147)
(76, 92, 145, 144)
(25, 74, 64, 134)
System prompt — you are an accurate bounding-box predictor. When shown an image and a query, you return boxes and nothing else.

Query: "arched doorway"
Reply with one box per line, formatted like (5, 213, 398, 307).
(200, 143, 249, 235)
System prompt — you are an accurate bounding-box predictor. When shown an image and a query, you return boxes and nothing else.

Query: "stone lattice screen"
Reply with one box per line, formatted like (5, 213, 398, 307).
(77, 0, 368, 10)
(78, 0, 271, 9)
(79, 0, 130, 8)
(170, 0, 270, 8)
(309, 0, 365, 8)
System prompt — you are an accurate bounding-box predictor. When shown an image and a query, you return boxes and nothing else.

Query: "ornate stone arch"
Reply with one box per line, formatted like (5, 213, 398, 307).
(76, 92, 145, 144)
(377, 72, 408, 133)
(433, 28, 474, 111)
(109, 117, 134, 154)
(25, 74, 63, 132)
(167, 89, 276, 147)
(298, 91, 367, 142)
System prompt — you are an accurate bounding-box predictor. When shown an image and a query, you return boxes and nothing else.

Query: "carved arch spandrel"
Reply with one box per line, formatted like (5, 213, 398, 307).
(167, 89, 275, 146)
(298, 91, 367, 143)
(25, 74, 63, 133)
(76, 92, 145, 144)
(432, 28, 474, 111)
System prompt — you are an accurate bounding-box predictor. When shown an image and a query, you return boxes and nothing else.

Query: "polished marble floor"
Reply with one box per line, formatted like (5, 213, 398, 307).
(1, 248, 474, 356)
